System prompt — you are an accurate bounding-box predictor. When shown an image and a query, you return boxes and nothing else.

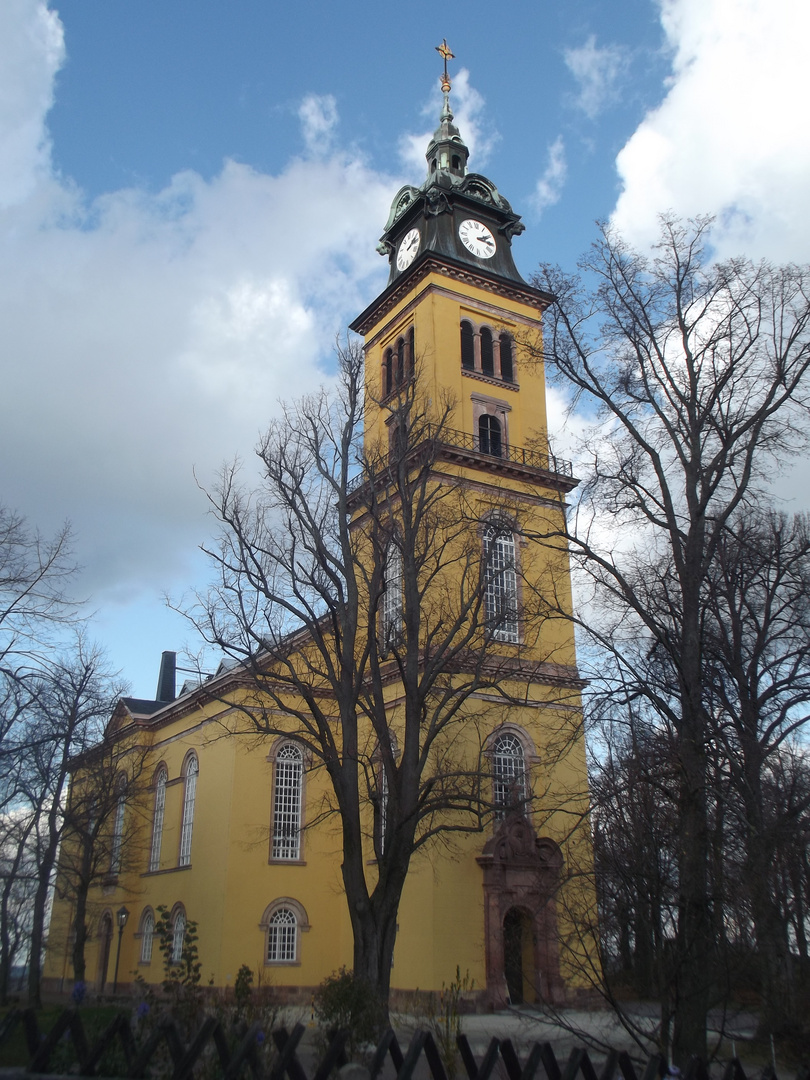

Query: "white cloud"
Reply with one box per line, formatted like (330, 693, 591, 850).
(399, 69, 498, 181)
(0, 0, 63, 207)
(298, 93, 339, 156)
(612, 0, 810, 261)
(564, 35, 628, 120)
(0, 2, 394, 631)
(531, 137, 567, 216)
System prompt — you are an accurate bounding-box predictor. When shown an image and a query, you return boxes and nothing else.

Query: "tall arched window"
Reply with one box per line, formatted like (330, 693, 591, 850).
(139, 909, 155, 964)
(267, 907, 297, 962)
(492, 733, 526, 815)
(381, 540, 403, 649)
(478, 414, 502, 457)
(149, 767, 167, 872)
(171, 908, 186, 964)
(383, 348, 393, 397)
(480, 327, 494, 376)
(460, 321, 475, 370)
(272, 744, 303, 860)
(395, 336, 406, 386)
(499, 334, 514, 382)
(110, 775, 126, 875)
(179, 755, 198, 867)
(483, 525, 519, 643)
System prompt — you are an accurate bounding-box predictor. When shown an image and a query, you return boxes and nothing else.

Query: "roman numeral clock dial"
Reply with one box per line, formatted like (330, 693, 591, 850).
(458, 218, 496, 259)
(396, 228, 421, 271)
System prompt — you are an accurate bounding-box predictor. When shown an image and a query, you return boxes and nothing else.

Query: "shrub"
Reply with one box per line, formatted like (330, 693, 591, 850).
(314, 968, 386, 1058)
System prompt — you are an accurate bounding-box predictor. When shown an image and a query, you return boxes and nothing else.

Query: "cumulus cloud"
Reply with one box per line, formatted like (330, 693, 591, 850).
(531, 137, 567, 216)
(0, 0, 63, 207)
(0, 1, 394, 637)
(399, 69, 498, 180)
(612, 0, 810, 261)
(564, 35, 628, 119)
(298, 93, 339, 156)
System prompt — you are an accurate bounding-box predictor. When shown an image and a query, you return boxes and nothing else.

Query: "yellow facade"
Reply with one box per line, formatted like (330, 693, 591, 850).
(44, 85, 597, 1009)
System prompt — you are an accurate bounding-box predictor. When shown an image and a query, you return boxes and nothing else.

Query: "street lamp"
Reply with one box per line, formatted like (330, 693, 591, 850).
(112, 905, 129, 994)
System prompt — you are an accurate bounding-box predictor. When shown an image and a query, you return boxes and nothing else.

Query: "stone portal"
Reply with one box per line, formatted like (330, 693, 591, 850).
(477, 813, 564, 1008)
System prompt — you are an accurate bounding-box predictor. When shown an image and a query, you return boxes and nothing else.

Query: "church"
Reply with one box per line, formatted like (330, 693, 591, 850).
(44, 49, 596, 1011)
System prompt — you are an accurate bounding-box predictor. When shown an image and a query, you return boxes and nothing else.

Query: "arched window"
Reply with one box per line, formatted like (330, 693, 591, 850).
(481, 327, 494, 376)
(460, 321, 475, 370)
(483, 525, 519, 643)
(407, 326, 415, 380)
(149, 767, 167, 872)
(395, 337, 406, 386)
(499, 334, 514, 382)
(383, 348, 393, 397)
(179, 755, 198, 867)
(261, 898, 309, 964)
(139, 909, 155, 964)
(110, 775, 126, 875)
(267, 908, 297, 962)
(492, 733, 526, 815)
(171, 908, 186, 964)
(272, 744, 303, 860)
(478, 414, 502, 457)
(381, 540, 403, 649)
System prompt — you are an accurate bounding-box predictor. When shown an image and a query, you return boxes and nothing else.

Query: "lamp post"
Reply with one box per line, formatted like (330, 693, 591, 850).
(112, 905, 129, 994)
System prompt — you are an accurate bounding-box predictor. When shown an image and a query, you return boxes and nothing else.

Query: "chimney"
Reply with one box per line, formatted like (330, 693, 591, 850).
(156, 651, 176, 702)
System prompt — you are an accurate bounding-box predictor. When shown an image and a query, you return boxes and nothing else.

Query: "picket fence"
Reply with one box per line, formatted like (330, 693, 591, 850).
(0, 1009, 806, 1080)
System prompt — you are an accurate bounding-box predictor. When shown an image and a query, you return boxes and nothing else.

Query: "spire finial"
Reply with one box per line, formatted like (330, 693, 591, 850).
(435, 39, 455, 94)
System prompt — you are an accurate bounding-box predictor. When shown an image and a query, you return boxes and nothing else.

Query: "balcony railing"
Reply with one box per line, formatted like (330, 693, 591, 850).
(347, 427, 574, 497)
(426, 425, 574, 477)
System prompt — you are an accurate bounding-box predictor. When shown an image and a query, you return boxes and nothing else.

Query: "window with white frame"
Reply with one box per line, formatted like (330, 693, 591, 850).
(179, 755, 198, 866)
(149, 767, 167, 872)
(110, 775, 126, 874)
(267, 907, 297, 962)
(140, 909, 154, 963)
(492, 732, 526, 815)
(483, 525, 519, 642)
(171, 909, 186, 964)
(272, 744, 303, 859)
(381, 540, 403, 649)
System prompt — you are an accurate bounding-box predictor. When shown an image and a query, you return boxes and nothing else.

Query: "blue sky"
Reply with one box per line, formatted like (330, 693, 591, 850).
(1, 0, 808, 696)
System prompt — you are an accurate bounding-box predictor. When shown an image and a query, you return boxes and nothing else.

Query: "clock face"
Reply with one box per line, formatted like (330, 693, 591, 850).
(458, 219, 496, 259)
(396, 228, 421, 271)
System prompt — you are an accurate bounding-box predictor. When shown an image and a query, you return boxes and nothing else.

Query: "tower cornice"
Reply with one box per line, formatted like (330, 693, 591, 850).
(351, 252, 554, 338)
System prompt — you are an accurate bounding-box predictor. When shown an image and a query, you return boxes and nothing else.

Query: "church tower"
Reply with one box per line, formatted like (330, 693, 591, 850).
(349, 46, 593, 1008)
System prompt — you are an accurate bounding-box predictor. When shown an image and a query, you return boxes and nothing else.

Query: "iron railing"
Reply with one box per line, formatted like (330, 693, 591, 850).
(347, 427, 574, 497)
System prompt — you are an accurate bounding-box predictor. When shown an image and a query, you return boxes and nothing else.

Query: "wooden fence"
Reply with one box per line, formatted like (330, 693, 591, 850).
(0, 1009, 806, 1080)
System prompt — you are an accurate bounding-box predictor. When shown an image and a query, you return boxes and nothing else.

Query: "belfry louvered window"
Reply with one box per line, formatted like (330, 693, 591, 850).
(272, 744, 303, 859)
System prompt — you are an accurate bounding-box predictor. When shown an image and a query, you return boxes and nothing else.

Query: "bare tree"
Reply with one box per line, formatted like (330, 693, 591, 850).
(701, 510, 810, 1036)
(530, 217, 810, 1062)
(184, 341, 575, 1006)
(2, 639, 125, 1006)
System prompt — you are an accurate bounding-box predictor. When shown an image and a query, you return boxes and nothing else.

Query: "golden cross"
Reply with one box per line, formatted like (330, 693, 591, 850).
(435, 39, 455, 93)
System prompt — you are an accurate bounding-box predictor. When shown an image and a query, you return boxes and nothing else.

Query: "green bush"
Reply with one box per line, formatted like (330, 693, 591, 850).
(314, 968, 385, 1058)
